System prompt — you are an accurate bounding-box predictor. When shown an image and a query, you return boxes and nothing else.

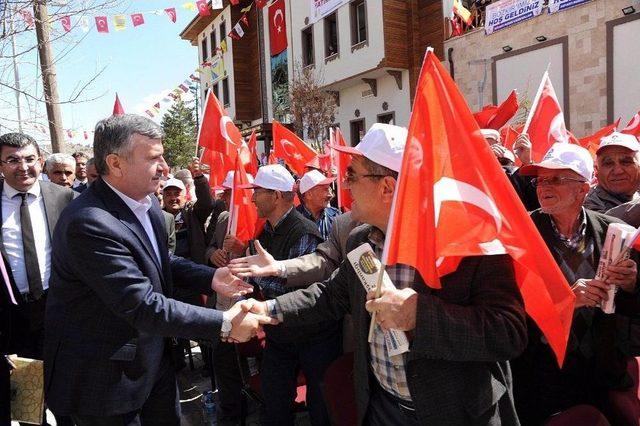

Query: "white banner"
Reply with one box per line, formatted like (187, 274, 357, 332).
(308, 0, 350, 24)
(548, 0, 592, 14)
(485, 0, 544, 35)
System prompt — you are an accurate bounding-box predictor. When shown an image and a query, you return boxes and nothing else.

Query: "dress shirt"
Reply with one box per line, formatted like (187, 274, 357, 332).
(72, 178, 88, 188)
(104, 180, 161, 263)
(1, 182, 51, 295)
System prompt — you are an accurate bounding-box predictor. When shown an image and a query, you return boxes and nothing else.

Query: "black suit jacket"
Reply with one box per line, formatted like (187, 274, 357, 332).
(276, 225, 527, 425)
(0, 180, 75, 354)
(43, 177, 222, 416)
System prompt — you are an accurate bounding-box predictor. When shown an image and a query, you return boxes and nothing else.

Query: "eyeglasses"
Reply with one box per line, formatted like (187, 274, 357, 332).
(532, 176, 587, 187)
(0, 156, 39, 168)
(343, 171, 390, 185)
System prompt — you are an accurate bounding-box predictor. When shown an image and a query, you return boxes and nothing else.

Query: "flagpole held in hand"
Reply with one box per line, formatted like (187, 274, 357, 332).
(368, 263, 387, 343)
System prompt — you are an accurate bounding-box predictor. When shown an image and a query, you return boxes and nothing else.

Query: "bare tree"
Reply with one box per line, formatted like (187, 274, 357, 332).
(288, 64, 337, 150)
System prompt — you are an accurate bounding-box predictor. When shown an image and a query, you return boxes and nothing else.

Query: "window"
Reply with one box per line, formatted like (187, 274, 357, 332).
(377, 113, 395, 125)
(201, 37, 208, 62)
(213, 83, 219, 100)
(222, 78, 230, 107)
(324, 12, 338, 57)
(219, 21, 227, 43)
(350, 119, 365, 146)
(350, 0, 367, 46)
(302, 26, 314, 67)
(210, 29, 217, 56)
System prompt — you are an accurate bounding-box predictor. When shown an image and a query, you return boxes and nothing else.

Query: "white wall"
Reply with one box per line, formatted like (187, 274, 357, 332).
(334, 70, 411, 146)
(612, 18, 640, 123)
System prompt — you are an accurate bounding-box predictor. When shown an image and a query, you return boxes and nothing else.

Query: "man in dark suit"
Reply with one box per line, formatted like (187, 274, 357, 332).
(240, 123, 527, 425)
(0, 132, 76, 425)
(43, 114, 276, 425)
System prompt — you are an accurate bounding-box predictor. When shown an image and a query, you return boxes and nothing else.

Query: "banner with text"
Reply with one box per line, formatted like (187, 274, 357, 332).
(308, 0, 349, 24)
(547, 0, 592, 14)
(485, 0, 544, 35)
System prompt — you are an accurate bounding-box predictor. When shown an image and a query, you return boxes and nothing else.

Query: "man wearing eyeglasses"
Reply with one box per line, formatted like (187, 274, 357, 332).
(514, 142, 639, 424)
(0, 132, 76, 425)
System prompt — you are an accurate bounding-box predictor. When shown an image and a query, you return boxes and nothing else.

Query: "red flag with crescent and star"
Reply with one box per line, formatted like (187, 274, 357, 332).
(196, 0, 211, 16)
(61, 16, 72, 32)
(383, 49, 575, 366)
(95, 16, 109, 33)
(272, 121, 317, 176)
(164, 8, 177, 23)
(131, 13, 145, 27)
(269, 0, 287, 56)
(197, 90, 244, 168)
(524, 71, 569, 162)
(622, 111, 640, 139)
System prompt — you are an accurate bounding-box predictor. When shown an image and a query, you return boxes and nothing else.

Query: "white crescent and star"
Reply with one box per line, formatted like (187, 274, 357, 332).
(273, 9, 284, 33)
(220, 116, 240, 147)
(623, 114, 640, 132)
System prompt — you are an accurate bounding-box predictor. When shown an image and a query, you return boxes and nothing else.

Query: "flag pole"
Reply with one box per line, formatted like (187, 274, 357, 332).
(522, 69, 548, 134)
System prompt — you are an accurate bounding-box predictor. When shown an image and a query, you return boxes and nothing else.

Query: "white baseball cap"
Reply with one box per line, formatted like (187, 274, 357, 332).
(163, 178, 186, 192)
(596, 131, 640, 154)
(240, 164, 294, 192)
(299, 169, 336, 194)
(332, 123, 408, 172)
(480, 128, 501, 142)
(214, 171, 254, 190)
(520, 143, 593, 182)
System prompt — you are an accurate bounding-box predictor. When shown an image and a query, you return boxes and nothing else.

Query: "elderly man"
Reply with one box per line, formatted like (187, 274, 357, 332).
(297, 169, 340, 241)
(584, 132, 640, 212)
(241, 164, 340, 426)
(71, 151, 89, 192)
(43, 114, 275, 424)
(515, 143, 639, 424)
(240, 123, 527, 425)
(46, 153, 76, 189)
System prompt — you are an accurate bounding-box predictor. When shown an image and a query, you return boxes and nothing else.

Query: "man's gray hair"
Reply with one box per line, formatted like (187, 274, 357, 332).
(45, 153, 75, 170)
(93, 114, 164, 175)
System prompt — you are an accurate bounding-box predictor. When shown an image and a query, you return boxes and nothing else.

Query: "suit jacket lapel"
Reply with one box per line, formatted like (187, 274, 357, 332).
(40, 182, 59, 239)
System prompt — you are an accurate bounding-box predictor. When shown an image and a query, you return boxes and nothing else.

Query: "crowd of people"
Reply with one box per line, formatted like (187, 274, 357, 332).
(1, 112, 640, 426)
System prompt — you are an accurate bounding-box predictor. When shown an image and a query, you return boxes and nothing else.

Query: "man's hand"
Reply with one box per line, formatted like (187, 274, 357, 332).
(513, 133, 532, 165)
(605, 258, 637, 293)
(223, 300, 279, 343)
(365, 287, 418, 331)
(572, 278, 611, 308)
(210, 249, 229, 267)
(188, 157, 204, 178)
(241, 298, 270, 316)
(212, 267, 253, 298)
(228, 240, 279, 278)
(223, 235, 247, 257)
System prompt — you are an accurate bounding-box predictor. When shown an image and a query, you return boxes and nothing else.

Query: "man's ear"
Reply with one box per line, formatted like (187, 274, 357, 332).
(380, 176, 397, 204)
(105, 153, 123, 178)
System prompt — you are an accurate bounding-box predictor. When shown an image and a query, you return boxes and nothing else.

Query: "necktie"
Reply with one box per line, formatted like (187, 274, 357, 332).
(19, 193, 43, 300)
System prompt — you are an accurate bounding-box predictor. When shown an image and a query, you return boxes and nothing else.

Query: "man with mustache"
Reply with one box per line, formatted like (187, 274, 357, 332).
(297, 169, 340, 241)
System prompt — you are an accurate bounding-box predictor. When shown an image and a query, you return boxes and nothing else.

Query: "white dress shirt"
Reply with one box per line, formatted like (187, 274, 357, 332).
(72, 178, 87, 188)
(104, 180, 161, 262)
(1, 181, 52, 295)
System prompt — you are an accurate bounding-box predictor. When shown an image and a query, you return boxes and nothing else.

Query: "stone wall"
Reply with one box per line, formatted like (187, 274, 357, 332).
(443, 0, 633, 138)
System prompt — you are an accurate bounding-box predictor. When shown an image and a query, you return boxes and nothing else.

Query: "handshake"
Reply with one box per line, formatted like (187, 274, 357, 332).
(210, 266, 277, 344)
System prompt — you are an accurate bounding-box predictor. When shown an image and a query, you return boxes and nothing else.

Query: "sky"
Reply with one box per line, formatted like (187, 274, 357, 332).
(1, 0, 201, 147)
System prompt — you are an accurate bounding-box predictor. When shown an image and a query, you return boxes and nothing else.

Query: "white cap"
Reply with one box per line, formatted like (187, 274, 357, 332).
(216, 171, 254, 190)
(480, 128, 501, 142)
(520, 143, 593, 182)
(163, 178, 186, 192)
(596, 131, 640, 154)
(241, 164, 294, 192)
(332, 123, 407, 172)
(499, 149, 516, 163)
(299, 169, 336, 194)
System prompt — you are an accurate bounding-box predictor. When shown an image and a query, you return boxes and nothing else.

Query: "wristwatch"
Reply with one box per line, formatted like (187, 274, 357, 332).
(221, 312, 232, 339)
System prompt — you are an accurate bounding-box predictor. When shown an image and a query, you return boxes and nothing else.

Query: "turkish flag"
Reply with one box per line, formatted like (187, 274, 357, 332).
(164, 8, 177, 23)
(112, 93, 125, 115)
(268, 0, 287, 56)
(578, 119, 619, 149)
(622, 111, 640, 138)
(197, 90, 244, 166)
(196, 0, 211, 16)
(473, 106, 498, 129)
(383, 50, 575, 365)
(473, 90, 519, 130)
(524, 72, 569, 163)
(246, 130, 259, 176)
(229, 155, 260, 242)
(131, 13, 145, 27)
(95, 16, 109, 33)
(272, 121, 317, 176)
(61, 16, 71, 32)
(201, 148, 233, 191)
(331, 128, 353, 211)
